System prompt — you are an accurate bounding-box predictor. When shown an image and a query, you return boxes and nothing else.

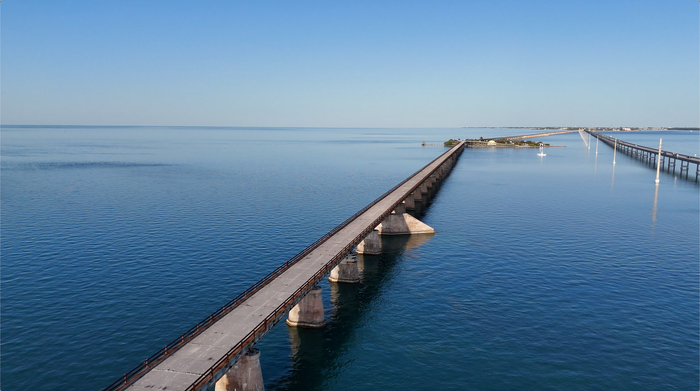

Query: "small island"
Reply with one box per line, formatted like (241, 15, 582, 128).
(445, 138, 561, 148)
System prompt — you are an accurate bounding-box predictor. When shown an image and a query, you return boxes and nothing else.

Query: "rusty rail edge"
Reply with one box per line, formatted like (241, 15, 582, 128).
(103, 142, 465, 391)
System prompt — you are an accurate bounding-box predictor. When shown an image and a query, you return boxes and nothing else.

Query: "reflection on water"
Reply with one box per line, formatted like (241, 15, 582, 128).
(594, 153, 598, 174)
(611, 162, 616, 189)
(588, 133, 591, 153)
(652, 184, 659, 225)
(273, 235, 432, 391)
(388, 233, 434, 252)
(578, 130, 589, 148)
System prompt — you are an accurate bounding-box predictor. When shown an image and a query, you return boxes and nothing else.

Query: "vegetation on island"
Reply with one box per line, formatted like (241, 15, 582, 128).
(444, 139, 460, 146)
(490, 139, 550, 146)
(513, 140, 550, 146)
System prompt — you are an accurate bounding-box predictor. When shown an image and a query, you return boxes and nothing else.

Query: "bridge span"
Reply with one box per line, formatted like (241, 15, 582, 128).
(493, 129, 578, 140)
(584, 130, 700, 182)
(106, 141, 467, 391)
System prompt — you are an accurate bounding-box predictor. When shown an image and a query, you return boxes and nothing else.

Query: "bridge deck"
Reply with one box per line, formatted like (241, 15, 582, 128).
(123, 141, 466, 391)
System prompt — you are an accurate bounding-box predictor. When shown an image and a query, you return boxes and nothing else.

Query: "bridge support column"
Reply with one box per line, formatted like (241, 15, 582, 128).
(286, 286, 326, 328)
(413, 189, 423, 202)
(420, 181, 429, 194)
(376, 204, 434, 235)
(427, 176, 438, 198)
(357, 229, 381, 254)
(404, 193, 416, 210)
(329, 253, 360, 283)
(398, 203, 409, 214)
(426, 183, 435, 200)
(215, 348, 265, 391)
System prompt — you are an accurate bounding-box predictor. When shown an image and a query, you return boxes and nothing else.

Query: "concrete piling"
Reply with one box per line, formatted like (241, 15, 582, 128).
(286, 286, 326, 328)
(412, 189, 423, 202)
(420, 182, 429, 194)
(404, 193, 416, 210)
(356, 229, 381, 255)
(215, 348, 265, 391)
(376, 205, 435, 235)
(329, 253, 360, 283)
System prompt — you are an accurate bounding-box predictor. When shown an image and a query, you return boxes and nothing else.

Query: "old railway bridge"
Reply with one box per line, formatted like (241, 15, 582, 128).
(105, 141, 467, 391)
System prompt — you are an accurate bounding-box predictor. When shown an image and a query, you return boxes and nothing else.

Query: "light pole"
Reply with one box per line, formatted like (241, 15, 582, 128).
(595, 136, 599, 155)
(655, 138, 662, 184)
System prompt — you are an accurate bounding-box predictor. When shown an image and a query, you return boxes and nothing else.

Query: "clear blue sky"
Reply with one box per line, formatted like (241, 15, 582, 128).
(2, 0, 698, 127)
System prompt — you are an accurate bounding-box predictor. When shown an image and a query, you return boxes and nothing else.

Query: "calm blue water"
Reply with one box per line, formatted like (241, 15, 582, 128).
(2, 126, 698, 390)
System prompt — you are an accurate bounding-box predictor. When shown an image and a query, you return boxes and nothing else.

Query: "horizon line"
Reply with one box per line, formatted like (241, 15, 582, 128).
(2, 124, 699, 130)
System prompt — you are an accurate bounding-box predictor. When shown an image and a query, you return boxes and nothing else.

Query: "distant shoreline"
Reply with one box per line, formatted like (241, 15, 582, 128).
(462, 126, 699, 131)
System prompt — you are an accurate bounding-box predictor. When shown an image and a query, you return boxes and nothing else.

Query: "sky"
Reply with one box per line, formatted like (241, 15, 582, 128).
(2, 0, 698, 127)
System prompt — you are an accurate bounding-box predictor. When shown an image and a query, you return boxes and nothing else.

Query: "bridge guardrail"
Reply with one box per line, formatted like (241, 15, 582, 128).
(104, 141, 465, 391)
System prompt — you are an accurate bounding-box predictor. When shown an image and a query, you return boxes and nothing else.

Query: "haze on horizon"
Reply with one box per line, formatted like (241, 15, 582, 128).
(2, 0, 698, 128)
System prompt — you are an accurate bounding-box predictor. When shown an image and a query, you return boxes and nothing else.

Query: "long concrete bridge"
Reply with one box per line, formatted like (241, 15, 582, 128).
(492, 129, 578, 140)
(585, 130, 700, 181)
(105, 141, 467, 391)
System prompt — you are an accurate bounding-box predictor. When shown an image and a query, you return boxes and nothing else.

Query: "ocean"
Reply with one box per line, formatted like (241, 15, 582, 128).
(2, 126, 698, 390)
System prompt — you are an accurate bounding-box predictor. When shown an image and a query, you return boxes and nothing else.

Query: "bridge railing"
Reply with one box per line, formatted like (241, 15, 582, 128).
(103, 141, 465, 391)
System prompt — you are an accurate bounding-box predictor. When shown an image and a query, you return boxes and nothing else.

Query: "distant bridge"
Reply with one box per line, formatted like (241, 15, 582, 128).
(492, 129, 579, 140)
(105, 142, 467, 391)
(585, 130, 700, 182)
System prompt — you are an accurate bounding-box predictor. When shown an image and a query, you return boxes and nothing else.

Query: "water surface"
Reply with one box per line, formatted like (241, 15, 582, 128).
(2, 126, 697, 390)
